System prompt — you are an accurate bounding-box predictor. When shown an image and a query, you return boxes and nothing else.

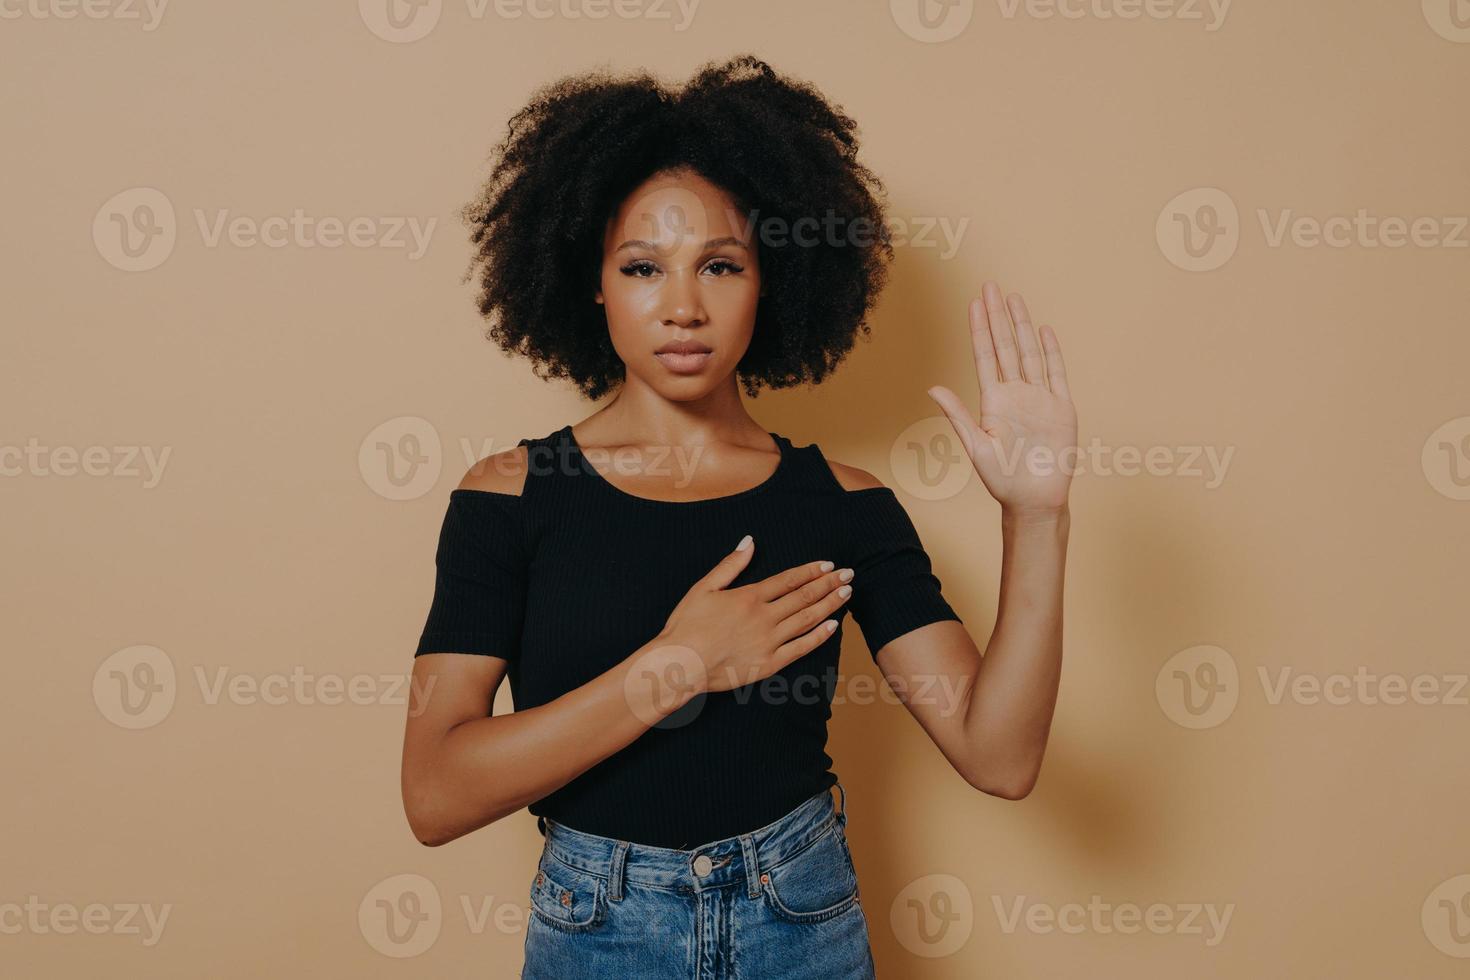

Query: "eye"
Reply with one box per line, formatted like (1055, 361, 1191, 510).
(619, 260, 658, 278)
(704, 258, 744, 276)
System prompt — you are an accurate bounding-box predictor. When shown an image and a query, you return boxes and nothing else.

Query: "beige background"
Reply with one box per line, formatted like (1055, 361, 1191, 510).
(4, 0, 1469, 977)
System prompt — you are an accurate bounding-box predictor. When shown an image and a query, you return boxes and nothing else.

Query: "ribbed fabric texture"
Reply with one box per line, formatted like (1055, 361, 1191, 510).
(414, 423, 963, 848)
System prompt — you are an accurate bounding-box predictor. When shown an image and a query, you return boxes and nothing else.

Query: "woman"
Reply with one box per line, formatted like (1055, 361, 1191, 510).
(400, 54, 1076, 979)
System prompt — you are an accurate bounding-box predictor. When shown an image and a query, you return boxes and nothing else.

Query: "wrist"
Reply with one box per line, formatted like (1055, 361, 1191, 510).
(1001, 503, 1071, 529)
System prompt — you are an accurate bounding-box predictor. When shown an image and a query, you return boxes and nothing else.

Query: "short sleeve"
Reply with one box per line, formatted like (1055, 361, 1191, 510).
(414, 491, 529, 660)
(842, 489, 963, 660)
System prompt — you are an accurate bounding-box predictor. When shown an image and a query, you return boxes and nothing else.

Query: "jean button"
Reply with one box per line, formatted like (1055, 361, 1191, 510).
(692, 854, 713, 876)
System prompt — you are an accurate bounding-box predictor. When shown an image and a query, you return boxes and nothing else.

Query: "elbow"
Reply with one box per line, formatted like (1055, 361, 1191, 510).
(960, 761, 1040, 801)
(402, 782, 460, 847)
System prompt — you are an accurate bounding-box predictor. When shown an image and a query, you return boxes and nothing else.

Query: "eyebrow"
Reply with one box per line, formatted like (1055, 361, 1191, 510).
(613, 236, 749, 253)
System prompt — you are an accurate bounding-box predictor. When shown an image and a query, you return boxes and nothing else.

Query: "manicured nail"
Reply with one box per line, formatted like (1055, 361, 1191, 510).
(838, 568, 853, 582)
(736, 534, 752, 551)
(820, 560, 834, 572)
(837, 585, 852, 599)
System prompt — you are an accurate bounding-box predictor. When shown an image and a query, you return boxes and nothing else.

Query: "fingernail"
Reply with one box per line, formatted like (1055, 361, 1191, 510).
(837, 585, 852, 598)
(838, 568, 854, 582)
(736, 534, 752, 551)
(820, 560, 834, 572)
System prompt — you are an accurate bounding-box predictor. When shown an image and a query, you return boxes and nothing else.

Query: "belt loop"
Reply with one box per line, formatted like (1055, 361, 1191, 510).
(833, 780, 848, 829)
(608, 841, 630, 902)
(740, 832, 762, 899)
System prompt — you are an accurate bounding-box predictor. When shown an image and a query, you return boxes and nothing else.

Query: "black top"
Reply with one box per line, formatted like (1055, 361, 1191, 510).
(414, 423, 963, 848)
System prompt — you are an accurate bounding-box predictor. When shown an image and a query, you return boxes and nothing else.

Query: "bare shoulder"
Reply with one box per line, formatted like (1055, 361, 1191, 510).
(824, 457, 886, 492)
(456, 444, 529, 495)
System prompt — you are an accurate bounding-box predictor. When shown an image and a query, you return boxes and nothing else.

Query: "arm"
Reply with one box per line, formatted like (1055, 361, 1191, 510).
(855, 280, 1077, 799)
(400, 446, 698, 846)
(402, 642, 696, 847)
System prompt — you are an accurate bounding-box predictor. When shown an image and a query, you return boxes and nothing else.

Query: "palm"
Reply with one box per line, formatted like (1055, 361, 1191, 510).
(928, 281, 1078, 515)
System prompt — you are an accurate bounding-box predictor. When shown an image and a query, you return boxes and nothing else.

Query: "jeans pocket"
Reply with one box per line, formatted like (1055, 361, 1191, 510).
(529, 854, 607, 934)
(761, 821, 861, 924)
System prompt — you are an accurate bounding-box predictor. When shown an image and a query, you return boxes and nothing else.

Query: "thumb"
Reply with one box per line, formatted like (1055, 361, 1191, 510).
(700, 534, 755, 590)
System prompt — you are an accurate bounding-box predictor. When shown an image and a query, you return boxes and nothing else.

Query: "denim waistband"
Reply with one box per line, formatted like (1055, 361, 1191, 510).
(537, 781, 848, 902)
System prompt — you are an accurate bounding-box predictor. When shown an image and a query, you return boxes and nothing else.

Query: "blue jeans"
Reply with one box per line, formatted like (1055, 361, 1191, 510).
(522, 781, 877, 979)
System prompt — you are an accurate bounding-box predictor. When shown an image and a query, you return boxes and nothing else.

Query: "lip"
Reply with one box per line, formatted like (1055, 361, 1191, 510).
(654, 350, 713, 374)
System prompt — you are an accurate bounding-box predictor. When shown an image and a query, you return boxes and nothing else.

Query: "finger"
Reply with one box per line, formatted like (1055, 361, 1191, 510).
(927, 384, 982, 461)
(773, 576, 853, 640)
(749, 558, 833, 603)
(700, 534, 756, 590)
(982, 281, 1022, 382)
(968, 297, 1001, 392)
(1006, 292, 1045, 386)
(769, 617, 840, 673)
(767, 567, 850, 622)
(1039, 324, 1073, 402)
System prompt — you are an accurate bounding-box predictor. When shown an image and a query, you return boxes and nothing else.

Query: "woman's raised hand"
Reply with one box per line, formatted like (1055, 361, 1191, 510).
(927, 280, 1079, 517)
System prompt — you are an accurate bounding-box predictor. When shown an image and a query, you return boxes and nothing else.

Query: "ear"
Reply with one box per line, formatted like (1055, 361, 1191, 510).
(594, 289, 604, 305)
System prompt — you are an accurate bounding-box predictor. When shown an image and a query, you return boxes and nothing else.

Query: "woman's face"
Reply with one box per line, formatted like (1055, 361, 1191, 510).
(595, 168, 762, 400)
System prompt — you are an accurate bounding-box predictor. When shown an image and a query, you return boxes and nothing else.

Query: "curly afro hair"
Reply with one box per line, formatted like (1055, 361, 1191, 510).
(460, 54, 894, 400)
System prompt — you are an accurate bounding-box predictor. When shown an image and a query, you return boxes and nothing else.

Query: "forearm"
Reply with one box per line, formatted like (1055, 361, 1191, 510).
(962, 506, 1069, 796)
(409, 638, 695, 845)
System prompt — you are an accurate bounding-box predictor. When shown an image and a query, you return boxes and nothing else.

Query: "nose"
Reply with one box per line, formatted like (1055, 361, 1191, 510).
(660, 267, 706, 328)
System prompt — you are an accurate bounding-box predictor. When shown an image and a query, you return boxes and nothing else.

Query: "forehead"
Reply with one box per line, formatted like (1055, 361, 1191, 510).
(606, 170, 745, 242)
